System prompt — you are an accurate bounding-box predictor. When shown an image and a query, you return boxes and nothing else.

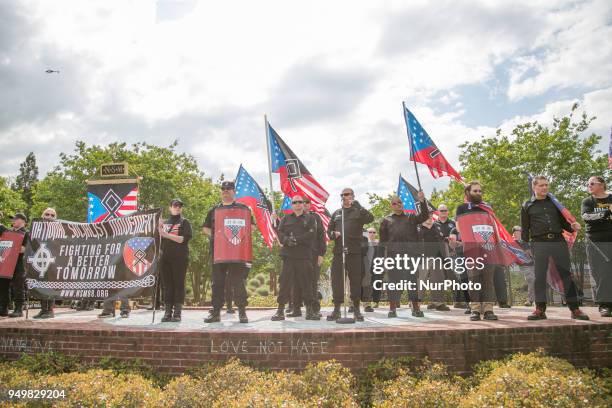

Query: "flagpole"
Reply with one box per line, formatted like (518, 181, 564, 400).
(264, 114, 276, 213)
(402, 101, 422, 191)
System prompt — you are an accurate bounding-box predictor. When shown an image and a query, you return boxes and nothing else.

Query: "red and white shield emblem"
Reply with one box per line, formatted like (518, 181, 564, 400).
(224, 218, 247, 245)
(472, 225, 495, 251)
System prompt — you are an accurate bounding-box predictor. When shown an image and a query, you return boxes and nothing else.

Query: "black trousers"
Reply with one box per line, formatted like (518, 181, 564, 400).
(278, 258, 313, 306)
(211, 263, 248, 310)
(494, 266, 508, 304)
(371, 268, 382, 303)
(454, 268, 471, 303)
(311, 256, 321, 311)
(331, 252, 362, 304)
(11, 269, 26, 305)
(586, 239, 612, 305)
(0, 278, 10, 308)
(225, 277, 233, 307)
(160, 255, 188, 305)
(532, 238, 579, 310)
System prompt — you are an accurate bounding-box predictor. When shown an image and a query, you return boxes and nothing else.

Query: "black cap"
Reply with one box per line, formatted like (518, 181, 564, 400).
(170, 198, 184, 207)
(221, 181, 235, 190)
(12, 213, 27, 222)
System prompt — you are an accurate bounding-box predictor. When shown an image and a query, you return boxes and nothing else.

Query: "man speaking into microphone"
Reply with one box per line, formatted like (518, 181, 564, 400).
(326, 188, 374, 322)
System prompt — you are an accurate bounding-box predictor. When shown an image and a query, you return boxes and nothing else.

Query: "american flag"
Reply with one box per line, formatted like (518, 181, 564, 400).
(267, 120, 329, 215)
(235, 165, 278, 248)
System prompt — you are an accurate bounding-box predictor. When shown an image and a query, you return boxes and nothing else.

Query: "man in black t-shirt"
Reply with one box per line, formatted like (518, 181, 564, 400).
(202, 181, 251, 324)
(158, 198, 192, 322)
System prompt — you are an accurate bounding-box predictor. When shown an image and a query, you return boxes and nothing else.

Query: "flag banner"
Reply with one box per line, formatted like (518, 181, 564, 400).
(403, 105, 463, 182)
(397, 174, 438, 218)
(24, 209, 160, 300)
(281, 196, 292, 214)
(267, 121, 329, 214)
(213, 206, 253, 264)
(457, 212, 507, 265)
(0, 231, 25, 279)
(235, 165, 277, 249)
(608, 126, 612, 169)
(87, 179, 139, 223)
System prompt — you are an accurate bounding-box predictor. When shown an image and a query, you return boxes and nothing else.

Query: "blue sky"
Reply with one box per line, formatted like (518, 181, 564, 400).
(0, 0, 610, 207)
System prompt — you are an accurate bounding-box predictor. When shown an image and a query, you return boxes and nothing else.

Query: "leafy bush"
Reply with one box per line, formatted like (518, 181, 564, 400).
(95, 357, 170, 387)
(248, 278, 261, 288)
(246, 294, 278, 307)
(12, 351, 83, 375)
(255, 273, 266, 284)
(290, 360, 358, 407)
(356, 356, 414, 407)
(256, 287, 269, 296)
(373, 376, 465, 408)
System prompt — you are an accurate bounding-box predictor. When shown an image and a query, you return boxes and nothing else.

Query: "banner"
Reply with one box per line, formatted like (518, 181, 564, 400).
(457, 212, 506, 265)
(87, 179, 138, 223)
(25, 209, 160, 300)
(213, 207, 253, 264)
(0, 231, 25, 279)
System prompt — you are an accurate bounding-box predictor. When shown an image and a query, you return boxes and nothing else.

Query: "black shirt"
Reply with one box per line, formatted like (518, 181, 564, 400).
(327, 202, 374, 255)
(418, 223, 446, 257)
(203, 202, 254, 254)
(310, 211, 327, 257)
(456, 202, 487, 217)
(161, 215, 192, 258)
(435, 218, 456, 238)
(581, 194, 612, 241)
(521, 196, 572, 242)
(379, 201, 429, 254)
(278, 212, 316, 260)
(11, 227, 29, 272)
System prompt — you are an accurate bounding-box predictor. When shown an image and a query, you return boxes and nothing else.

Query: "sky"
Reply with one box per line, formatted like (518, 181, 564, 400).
(1, 0, 611, 207)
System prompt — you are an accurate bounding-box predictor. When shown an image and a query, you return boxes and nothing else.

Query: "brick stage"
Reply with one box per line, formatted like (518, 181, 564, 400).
(0, 306, 609, 375)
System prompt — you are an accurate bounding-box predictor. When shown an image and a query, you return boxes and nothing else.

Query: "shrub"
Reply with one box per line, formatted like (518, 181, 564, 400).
(246, 294, 277, 307)
(95, 357, 170, 387)
(13, 351, 83, 375)
(356, 356, 414, 407)
(255, 273, 266, 284)
(290, 360, 358, 407)
(372, 376, 464, 408)
(248, 278, 261, 288)
(256, 287, 269, 296)
(47, 369, 162, 407)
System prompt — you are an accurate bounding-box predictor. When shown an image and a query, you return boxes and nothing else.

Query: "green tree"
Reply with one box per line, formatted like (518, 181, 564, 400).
(11, 152, 38, 216)
(0, 177, 27, 225)
(433, 105, 610, 229)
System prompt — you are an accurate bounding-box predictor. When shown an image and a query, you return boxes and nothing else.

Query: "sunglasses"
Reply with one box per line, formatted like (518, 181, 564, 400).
(439, 210, 448, 212)
(471, 190, 482, 193)
(391, 202, 402, 205)
(292, 201, 304, 204)
(44, 213, 56, 217)
(221, 187, 234, 191)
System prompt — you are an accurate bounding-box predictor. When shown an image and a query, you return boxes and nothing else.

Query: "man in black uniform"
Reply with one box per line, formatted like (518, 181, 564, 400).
(304, 197, 326, 317)
(521, 176, 589, 320)
(379, 192, 429, 318)
(453, 182, 498, 321)
(435, 204, 469, 309)
(203, 181, 251, 324)
(159, 198, 193, 322)
(327, 188, 374, 322)
(1, 214, 29, 318)
(33, 208, 58, 319)
(271, 195, 318, 321)
(0, 214, 8, 317)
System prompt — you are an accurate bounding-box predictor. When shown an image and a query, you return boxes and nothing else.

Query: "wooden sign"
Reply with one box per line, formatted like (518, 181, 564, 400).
(101, 163, 128, 177)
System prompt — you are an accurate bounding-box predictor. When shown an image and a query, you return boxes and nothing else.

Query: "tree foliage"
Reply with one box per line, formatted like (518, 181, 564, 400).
(11, 152, 38, 216)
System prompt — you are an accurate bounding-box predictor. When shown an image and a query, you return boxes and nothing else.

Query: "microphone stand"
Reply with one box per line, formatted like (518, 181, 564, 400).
(337, 199, 355, 324)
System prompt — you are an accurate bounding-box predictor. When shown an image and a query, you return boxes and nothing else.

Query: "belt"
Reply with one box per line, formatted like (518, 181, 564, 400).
(533, 233, 562, 240)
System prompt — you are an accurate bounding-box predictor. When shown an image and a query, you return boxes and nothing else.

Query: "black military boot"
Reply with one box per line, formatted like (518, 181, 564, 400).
(238, 306, 248, 323)
(161, 303, 174, 322)
(226, 302, 235, 314)
(8, 304, 23, 318)
(287, 306, 302, 317)
(326, 304, 341, 321)
(204, 308, 221, 323)
(171, 304, 182, 322)
(305, 304, 320, 320)
(271, 305, 285, 321)
(0, 304, 9, 317)
(353, 301, 364, 322)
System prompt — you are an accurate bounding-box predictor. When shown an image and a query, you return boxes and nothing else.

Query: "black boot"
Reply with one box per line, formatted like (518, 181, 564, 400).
(0, 305, 8, 317)
(353, 301, 364, 322)
(226, 302, 235, 314)
(238, 307, 248, 323)
(305, 304, 320, 320)
(271, 305, 285, 321)
(326, 304, 341, 321)
(8, 304, 23, 318)
(171, 304, 182, 322)
(204, 309, 221, 323)
(161, 304, 173, 322)
(287, 306, 302, 317)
